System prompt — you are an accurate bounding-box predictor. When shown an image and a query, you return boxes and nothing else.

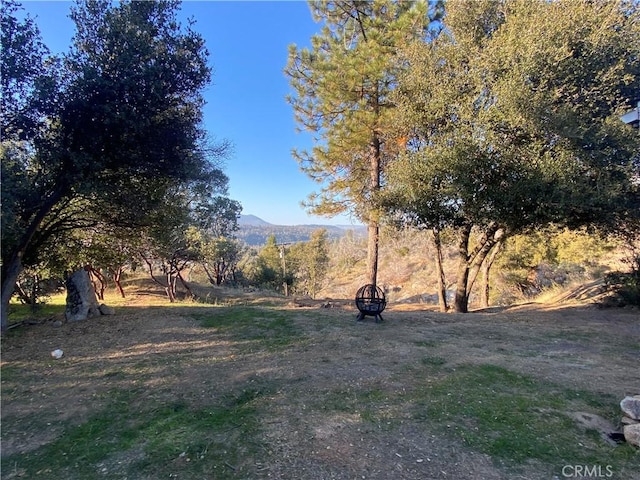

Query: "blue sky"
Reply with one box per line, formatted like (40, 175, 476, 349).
(20, 0, 358, 226)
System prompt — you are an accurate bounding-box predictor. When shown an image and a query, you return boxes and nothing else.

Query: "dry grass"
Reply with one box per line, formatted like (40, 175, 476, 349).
(1, 280, 639, 479)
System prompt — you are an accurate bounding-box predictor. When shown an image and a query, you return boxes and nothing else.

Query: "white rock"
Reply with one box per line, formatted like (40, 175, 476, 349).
(623, 424, 640, 448)
(51, 349, 63, 359)
(622, 416, 639, 426)
(620, 396, 640, 420)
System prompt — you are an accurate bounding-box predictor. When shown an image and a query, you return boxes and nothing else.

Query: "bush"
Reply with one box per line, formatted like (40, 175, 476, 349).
(604, 268, 640, 307)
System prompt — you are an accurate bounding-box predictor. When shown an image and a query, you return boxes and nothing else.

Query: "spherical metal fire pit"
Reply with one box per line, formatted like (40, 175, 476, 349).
(355, 284, 386, 322)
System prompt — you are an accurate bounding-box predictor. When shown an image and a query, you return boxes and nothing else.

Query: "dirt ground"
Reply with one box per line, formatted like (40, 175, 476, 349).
(1, 289, 639, 479)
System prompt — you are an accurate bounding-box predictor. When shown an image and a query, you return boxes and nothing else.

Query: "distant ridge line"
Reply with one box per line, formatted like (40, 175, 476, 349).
(236, 214, 366, 246)
(238, 214, 273, 227)
(238, 214, 363, 229)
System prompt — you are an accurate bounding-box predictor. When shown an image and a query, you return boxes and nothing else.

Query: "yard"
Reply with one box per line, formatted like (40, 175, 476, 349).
(1, 288, 639, 479)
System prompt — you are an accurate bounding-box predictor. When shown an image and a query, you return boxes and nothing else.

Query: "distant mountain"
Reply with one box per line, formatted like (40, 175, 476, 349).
(238, 214, 273, 227)
(236, 215, 366, 246)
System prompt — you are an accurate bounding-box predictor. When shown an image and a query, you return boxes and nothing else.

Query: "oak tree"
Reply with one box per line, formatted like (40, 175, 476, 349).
(384, 0, 640, 312)
(1, 0, 229, 329)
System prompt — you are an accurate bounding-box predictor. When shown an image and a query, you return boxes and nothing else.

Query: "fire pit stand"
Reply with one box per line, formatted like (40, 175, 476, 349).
(355, 284, 386, 322)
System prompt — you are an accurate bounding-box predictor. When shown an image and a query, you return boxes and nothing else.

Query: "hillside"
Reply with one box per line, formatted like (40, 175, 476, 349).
(238, 214, 273, 227)
(236, 215, 366, 246)
(314, 228, 632, 309)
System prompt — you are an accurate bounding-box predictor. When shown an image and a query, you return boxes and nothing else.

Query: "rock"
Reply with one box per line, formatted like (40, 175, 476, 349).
(622, 416, 640, 426)
(620, 395, 640, 420)
(51, 320, 63, 328)
(51, 349, 63, 359)
(65, 269, 100, 322)
(623, 424, 640, 448)
(99, 304, 115, 315)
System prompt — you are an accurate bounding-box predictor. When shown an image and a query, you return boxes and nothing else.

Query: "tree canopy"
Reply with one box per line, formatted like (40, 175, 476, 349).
(1, 0, 233, 330)
(383, 0, 640, 312)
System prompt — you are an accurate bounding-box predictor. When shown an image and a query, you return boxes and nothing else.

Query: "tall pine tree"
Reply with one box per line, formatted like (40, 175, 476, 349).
(285, 0, 440, 288)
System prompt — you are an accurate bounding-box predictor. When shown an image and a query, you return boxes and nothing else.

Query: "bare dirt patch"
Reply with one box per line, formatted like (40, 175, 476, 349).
(1, 288, 639, 479)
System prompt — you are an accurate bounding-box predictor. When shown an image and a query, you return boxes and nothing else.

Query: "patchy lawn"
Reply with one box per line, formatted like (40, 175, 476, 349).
(1, 290, 639, 479)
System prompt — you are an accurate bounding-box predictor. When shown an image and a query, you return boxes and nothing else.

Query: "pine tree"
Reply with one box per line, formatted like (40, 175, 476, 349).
(285, 0, 439, 288)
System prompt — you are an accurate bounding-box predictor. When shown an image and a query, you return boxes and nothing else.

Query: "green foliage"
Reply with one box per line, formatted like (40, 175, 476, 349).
(192, 196, 242, 239)
(496, 227, 617, 300)
(256, 235, 285, 290)
(287, 229, 330, 298)
(287, 0, 440, 286)
(0, 0, 55, 140)
(286, 0, 437, 219)
(239, 230, 330, 297)
(186, 198, 242, 287)
(605, 269, 640, 306)
(501, 227, 614, 271)
(382, 0, 640, 311)
(0, 387, 265, 479)
(388, 0, 640, 232)
(1, 0, 233, 329)
(608, 221, 640, 306)
(0, 0, 58, 269)
(201, 236, 243, 286)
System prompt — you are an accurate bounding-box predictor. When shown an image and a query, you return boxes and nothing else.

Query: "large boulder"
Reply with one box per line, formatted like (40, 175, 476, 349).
(623, 424, 640, 448)
(621, 395, 640, 421)
(65, 269, 100, 322)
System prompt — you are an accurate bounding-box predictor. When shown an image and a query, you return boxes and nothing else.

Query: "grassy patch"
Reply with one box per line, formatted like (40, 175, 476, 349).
(1, 386, 267, 480)
(413, 364, 638, 475)
(195, 306, 305, 352)
(5, 301, 65, 325)
(317, 363, 638, 477)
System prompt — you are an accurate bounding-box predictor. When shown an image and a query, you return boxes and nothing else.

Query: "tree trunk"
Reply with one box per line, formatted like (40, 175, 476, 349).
(109, 266, 126, 298)
(479, 237, 504, 309)
(1, 255, 23, 331)
(31, 274, 40, 307)
(367, 135, 381, 288)
(166, 271, 176, 302)
(87, 265, 106, 300)
(215, 260, 227, 286)
(454, 224, 472, 313)
(367, 221, 380, 287)
(14, 279, 33, 305)
(177, 270, 194, 299)
(1, 188, 65, 332)
(141, 253, 175, 301)
(466, 224, 501, 296)
(432, 227, 448, 312)
(202, 264, 216, 286)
